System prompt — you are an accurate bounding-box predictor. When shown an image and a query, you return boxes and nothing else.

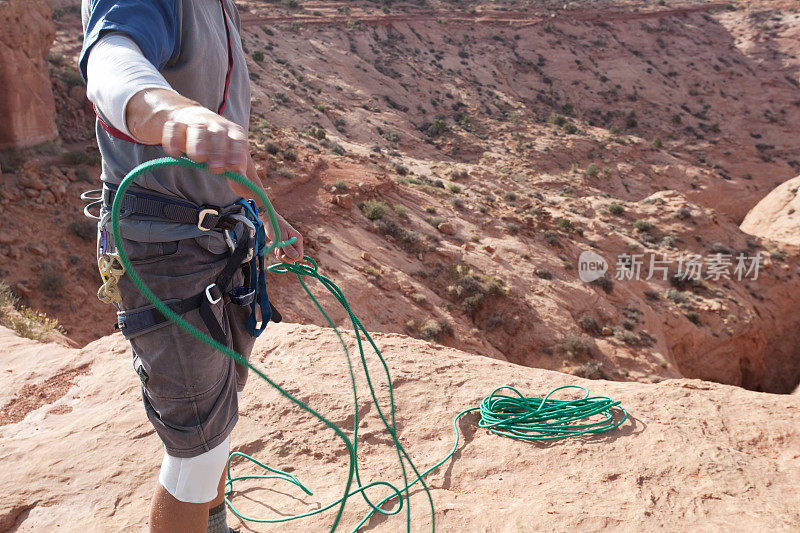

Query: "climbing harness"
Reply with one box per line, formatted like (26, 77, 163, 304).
(108, 156, 628, 532)
(231, 198, 273, 338)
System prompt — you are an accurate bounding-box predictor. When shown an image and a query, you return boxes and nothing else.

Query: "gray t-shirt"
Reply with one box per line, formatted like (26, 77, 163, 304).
(81, 0, 251, 242)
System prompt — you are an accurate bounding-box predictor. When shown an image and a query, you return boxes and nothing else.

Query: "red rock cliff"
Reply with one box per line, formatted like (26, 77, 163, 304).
(0, 0, 58, 149)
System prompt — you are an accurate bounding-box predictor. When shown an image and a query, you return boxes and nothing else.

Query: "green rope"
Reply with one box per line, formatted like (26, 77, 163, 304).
(110, 156, 628, 532)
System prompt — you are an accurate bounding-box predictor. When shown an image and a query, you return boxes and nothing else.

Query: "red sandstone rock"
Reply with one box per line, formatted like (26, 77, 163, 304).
(0, 324, 798, 531)
(0, 0, 58, 148)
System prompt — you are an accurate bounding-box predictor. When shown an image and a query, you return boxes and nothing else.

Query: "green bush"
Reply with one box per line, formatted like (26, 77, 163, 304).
(549, 113, 567, 127)
(426, 118, 449, 137)
(633, 219, 654, 232)
(607, 202, 624, 215)
(578, 316, 601, 335)
(360, 200, 388, 220)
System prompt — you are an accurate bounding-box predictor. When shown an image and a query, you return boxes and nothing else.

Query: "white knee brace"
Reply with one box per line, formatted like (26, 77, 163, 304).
(158, 436, 230, 503)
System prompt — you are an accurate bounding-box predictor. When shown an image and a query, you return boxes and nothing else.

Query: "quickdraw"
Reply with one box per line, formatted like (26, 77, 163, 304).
(97, 252, 125, 304)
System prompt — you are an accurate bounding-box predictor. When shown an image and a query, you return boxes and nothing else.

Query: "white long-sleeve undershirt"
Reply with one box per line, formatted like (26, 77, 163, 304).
(85, 32, 176, 142)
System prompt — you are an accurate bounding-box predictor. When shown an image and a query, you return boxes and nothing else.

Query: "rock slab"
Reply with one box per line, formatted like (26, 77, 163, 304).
(0, 323, 798, 531)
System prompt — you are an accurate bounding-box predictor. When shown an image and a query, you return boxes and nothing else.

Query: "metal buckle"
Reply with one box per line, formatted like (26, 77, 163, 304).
(197, 208, 219, 231)
(223, 214, 257, 262)
(205, 283, 222, 305)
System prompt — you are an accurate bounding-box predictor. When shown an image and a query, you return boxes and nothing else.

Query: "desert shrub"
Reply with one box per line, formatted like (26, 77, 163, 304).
(607, 202, 624, 215)
(418, 318, 452, 343)
(38, 269, 64, 296)
(562, 335, 588, 358)
(410, 293, 426, 303)
(686, 311, 702, 326)
(615, 328, 641, 346)
(578, 315, 601, 335)
(426, 119, 449, 137)
(426, 216, 445, 228)
(375, 219, 424, 253)
(0, 282, 64, 342)
(584, 163, 600, 178)
(666, 289, 691, 305)
(590, 276, 614, 293)
(275, 167, 294, 179)
(557, 218, 574, 232)
(447, 183, 462, 194)
(633, 219, 653, 232)
(543, 230, 559, 246)
(549, 113, 567, 127)
(69, 218, 96, 241)
(265, 142, 281, 155)
(282, 149, 297, 161)
(332, 179, 348, 192)
(572, 361, 602, 379)
(652, 137, 663, 148)
(360, 200, 388, 220)
(535, 268, 552, 280)
(448, 272, 507, 314)
(644, 289, 660, 301)
(450, 197, 465, 210)
(252, 50, 265, 63)
(364, 266, 382, 278)
(392, 163, 409, 176)
(625, 111, 638, 129)
(64, 150, 99, 166)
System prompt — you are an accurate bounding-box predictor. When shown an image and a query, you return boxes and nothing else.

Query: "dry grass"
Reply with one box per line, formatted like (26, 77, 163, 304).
(0, 282, 64, 342)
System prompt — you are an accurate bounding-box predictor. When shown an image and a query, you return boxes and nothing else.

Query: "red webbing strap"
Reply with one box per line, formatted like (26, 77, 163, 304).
(217, 0, 234, 115)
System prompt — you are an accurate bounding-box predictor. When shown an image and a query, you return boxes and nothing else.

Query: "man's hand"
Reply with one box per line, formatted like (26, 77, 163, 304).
(125, 88, 304, 262)
(126, 88, 248, 175)
(264, 211, 304, 263)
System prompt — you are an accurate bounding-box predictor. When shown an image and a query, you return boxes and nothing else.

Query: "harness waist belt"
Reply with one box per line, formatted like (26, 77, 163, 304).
(103, 183, 241, 231)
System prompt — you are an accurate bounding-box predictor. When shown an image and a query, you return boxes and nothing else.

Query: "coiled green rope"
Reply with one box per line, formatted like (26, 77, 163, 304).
(110, 156, 628, 532)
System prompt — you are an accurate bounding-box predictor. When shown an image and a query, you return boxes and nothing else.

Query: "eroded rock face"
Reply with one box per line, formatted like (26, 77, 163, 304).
(0, 0, 58, 149)
(741, 175, 800, 247)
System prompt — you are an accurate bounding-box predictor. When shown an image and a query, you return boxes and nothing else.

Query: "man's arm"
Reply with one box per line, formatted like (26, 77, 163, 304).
(127, 88, 248, 176)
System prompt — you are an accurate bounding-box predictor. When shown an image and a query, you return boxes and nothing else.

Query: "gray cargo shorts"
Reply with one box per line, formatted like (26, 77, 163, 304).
(109, 232, 256, 459)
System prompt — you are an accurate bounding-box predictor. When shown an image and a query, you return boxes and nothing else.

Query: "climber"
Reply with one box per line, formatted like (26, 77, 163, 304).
(79, 1, 303, 532)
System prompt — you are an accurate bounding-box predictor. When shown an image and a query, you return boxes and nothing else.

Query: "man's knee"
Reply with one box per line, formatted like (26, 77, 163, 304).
(158, 436, 229, 503)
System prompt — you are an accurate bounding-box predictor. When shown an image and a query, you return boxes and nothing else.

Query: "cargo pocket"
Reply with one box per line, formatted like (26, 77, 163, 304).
(123, 239, 180, 264)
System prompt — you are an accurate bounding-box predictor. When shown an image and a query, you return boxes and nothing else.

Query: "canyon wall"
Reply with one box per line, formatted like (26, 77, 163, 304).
(0, 0, 58, 149)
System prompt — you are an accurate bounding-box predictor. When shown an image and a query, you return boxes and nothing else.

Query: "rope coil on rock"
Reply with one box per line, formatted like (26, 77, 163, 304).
(111, 156, 628, 532)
